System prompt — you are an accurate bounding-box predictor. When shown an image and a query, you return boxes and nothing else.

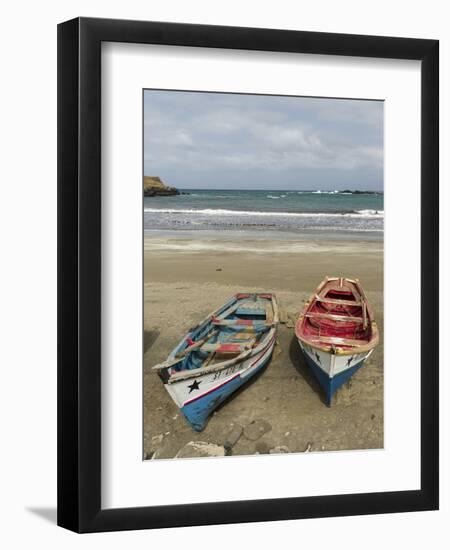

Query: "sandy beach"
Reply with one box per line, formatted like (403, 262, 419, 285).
(143, 234, 384, 459)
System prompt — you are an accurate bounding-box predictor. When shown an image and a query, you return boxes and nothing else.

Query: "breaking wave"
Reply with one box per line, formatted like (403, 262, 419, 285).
(144, 207, 384, 219)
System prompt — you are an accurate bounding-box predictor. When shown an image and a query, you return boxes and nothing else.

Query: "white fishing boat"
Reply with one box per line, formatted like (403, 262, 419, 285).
(153, 293, 279, 431)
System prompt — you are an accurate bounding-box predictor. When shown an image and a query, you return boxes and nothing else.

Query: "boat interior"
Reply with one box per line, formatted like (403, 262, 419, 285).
(171, 294, 275, 372)
(300, 278, 373, 348)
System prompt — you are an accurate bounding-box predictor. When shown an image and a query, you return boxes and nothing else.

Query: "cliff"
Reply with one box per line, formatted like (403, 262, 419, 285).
(143, 176, 180, 196)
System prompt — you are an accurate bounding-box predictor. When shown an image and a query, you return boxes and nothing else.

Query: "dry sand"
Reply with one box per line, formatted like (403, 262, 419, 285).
(143, 235, 383, 459)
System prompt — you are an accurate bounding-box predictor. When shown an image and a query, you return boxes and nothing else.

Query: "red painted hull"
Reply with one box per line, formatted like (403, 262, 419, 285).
(295, 277, 379, 354)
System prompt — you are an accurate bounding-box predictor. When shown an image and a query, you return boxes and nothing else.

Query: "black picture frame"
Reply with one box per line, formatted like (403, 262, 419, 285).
(57, 17, 439, 533)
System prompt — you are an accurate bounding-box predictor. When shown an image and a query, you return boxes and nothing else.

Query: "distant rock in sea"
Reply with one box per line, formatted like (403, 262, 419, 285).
(144, 176, 180, 197)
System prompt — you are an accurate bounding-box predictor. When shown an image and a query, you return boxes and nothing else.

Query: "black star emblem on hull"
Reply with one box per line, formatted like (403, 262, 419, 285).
(188, 379, 201, 393)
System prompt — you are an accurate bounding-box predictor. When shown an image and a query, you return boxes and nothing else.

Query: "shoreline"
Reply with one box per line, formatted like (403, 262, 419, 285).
(144, 228, 383, 242)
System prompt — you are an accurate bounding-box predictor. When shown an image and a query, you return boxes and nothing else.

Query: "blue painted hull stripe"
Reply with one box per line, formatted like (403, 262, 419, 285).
(182, 335, 275, 407)
(302, 352, 365, 405)
(180, 351, 272, 431)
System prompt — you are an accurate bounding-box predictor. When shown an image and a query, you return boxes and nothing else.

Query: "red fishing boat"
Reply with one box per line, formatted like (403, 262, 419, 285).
(295, 277, 379, 405)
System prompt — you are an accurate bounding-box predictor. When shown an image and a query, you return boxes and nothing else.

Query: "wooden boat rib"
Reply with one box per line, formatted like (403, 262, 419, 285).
(295, 277, 379, 405)
(153, 293, 278, 431)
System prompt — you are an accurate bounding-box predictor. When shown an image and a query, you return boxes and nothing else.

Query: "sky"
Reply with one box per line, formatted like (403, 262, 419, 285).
(143, 90, 383, 191)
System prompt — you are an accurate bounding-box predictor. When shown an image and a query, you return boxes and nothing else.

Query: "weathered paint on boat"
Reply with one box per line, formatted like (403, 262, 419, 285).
(176, 336, 275, 431)
(153, 293, 278, 431)
(299, 341, 374, 405)
(295, 277, 379, 405)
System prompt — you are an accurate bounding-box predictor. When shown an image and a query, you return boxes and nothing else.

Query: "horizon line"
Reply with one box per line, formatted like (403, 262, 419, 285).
(164, 187, 384, 193)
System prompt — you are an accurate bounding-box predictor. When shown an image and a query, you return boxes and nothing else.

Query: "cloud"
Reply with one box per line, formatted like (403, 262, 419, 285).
(143, 90, 383, 190)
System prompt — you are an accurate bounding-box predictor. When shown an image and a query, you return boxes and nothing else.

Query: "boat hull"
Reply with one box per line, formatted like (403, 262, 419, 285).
(298, 339, 373, 405)
(167, 335, 276, 431)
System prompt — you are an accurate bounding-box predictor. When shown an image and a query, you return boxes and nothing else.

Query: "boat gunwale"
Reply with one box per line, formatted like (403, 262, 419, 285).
(154, 293, 279, 382)
(295, 277, 379, 356)
(167, 329, 277, 383)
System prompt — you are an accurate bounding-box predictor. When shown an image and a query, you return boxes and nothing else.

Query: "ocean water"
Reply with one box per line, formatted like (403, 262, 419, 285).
(144, 189, 383, 238)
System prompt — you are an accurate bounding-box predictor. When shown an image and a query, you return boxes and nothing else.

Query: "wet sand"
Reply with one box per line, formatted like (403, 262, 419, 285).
(143, 235, 383, 459)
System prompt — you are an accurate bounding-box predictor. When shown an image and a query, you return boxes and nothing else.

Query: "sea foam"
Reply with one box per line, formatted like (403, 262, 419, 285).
(144, 207, 384, 219)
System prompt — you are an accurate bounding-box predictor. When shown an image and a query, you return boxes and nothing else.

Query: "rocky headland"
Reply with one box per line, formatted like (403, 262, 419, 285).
(144, 176, 180, 197)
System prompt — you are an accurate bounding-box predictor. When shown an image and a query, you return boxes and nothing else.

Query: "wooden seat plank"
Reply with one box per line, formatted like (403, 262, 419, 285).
(310, 335, 368, 347)
(201, 342, 249, 353)
(315, 294, 362, 307)
(212, 318, 268, 327)
(305, 312, 363, 323)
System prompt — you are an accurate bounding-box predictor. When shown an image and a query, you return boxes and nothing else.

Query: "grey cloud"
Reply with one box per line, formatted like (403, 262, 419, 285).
(143, 90, 383, 190)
